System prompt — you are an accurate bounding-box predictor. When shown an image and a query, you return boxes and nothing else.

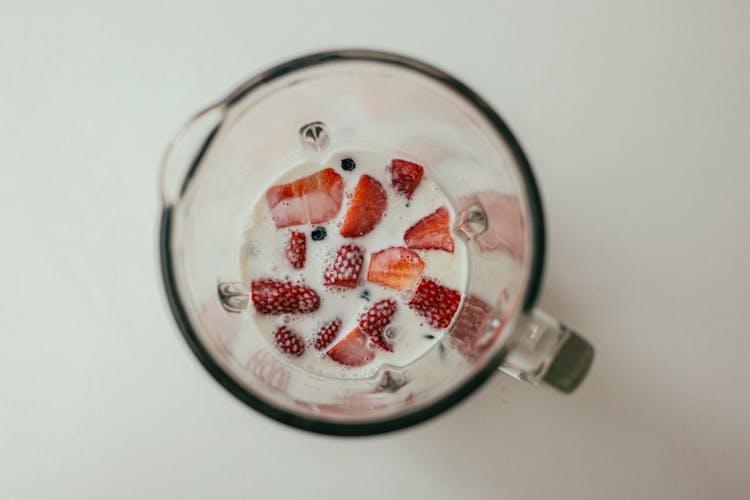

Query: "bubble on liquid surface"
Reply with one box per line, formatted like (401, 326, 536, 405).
(383, 326, 398, 341)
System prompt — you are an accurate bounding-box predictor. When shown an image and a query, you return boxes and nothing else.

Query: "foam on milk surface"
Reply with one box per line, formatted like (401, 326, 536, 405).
(241, 150, 468, 378)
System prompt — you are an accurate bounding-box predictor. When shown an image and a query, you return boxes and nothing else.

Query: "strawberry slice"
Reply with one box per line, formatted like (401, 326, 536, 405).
(284, 231, 306, 269)
(340, 175, 387, 237)
(404, 206, 454, 253)
(250, 279, 320, 315)
(266, 168, 344, 228)
(357, 298, 398, 351)
(274, 325, 306, 357)
(389, 159, 424, 200)
(408, 278, 461, 329)
(323, 244, 364, 288)
(367, 247, 425, 290)
(327, 327, 375, 366)
(313, 318, 342, 350)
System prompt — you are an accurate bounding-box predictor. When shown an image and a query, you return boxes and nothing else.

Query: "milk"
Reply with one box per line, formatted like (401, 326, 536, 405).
(240, 150, 468, 379)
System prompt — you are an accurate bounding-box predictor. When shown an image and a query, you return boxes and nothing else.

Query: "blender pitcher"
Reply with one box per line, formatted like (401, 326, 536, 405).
(159, 50, 594, 435)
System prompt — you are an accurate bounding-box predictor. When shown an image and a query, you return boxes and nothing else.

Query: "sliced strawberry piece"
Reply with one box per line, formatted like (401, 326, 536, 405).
(274, 325, 306, 357)
(367, 247, 425, 290)
(358, 298, 398, 351)
(266, 168, 344, 228)
(340, 175, 387, 237)
(389, 159, 424, 199)
(404, 206, 455, 253)
(408, 278, 461, 329)
(327, 327, 375, 366)
(313, 318, 342, 350)
(284, 231, 306, 269)
(250, 279, 320, 315)
(323, 244, 364, 288)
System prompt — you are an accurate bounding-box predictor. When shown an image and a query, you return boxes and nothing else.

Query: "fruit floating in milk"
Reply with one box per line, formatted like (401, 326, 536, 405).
(241, 151, 468, 378)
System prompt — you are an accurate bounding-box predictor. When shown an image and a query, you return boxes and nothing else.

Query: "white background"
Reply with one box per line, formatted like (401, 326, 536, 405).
(2, 1, 749, 499)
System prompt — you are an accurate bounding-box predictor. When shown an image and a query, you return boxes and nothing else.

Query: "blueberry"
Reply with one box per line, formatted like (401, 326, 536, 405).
(311, 227, 327, 241)
(340, 157, 356, 171)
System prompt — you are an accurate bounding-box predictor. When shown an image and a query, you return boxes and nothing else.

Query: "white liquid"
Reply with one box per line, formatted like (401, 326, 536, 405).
(241, 150, 468, 378)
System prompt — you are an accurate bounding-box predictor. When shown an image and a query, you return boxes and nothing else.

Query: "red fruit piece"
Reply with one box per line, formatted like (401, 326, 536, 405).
(284, 231, 306, 269)
(250, 279, 320, 315)
(266, 168, 344, 228)
(327, 327, 376, 367)
(274, 325, 306, 357)
(313, 318, 342, 350)
(404, 206, 455, 253)
(389, 159, 424, 200)
(408, 278, 461, 329)
(340, 175, 387, 237)
(323, 244, 364, 288)
(367, 247, 425, 290)
(358, 298, 398, 352)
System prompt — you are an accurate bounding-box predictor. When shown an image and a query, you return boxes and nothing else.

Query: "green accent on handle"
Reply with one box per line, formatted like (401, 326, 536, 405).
(542, 329, 594, 394)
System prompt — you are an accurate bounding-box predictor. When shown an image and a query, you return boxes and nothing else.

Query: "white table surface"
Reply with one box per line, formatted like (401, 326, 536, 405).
(2, 1, 749, 499)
